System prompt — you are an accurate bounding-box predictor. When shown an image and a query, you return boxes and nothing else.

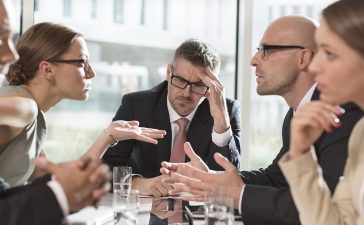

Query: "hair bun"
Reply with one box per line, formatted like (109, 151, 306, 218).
(6, 63, 27, 85)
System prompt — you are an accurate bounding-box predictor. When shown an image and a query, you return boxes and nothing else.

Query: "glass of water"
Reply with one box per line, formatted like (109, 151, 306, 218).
(113, 166, 132, 196)
(113, 189, 140, 225)
(204, 194, 234, 225)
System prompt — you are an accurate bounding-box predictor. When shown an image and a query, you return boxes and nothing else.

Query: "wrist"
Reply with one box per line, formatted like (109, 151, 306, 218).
(104, 129, 118, 147)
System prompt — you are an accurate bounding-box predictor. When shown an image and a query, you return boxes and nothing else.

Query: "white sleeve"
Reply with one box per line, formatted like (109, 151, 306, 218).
(47, 177, 69, 216)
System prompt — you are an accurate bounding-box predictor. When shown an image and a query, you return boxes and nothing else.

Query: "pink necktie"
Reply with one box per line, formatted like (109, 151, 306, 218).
(170, 118, 189, 163)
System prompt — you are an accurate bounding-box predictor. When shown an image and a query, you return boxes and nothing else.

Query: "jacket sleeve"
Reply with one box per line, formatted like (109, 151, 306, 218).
(0, 177, 64, 225)
(239, 104, 363, 225)
(207, 99, 241, 170)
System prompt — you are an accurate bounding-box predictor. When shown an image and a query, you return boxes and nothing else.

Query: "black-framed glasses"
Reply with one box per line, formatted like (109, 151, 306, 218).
(170, 74, 209, 95)
(48, 58, 90, 72)
(256, 45, 305, 59)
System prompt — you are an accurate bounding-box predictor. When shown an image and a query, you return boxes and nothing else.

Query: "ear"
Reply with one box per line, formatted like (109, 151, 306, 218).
(166, 64, 171, 81)
(38, 61, 55, 80)
(298, 49, 313, 71)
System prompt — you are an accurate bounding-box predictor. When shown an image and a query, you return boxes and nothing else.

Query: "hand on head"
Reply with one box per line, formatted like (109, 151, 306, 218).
(196, 67, 230, 133)
(35, 156, 111, 212)
(162, 152, 244, 209)
(160, 142, 209, 176)
(289, 101, 345, 159)
(109, 120, 166, 144)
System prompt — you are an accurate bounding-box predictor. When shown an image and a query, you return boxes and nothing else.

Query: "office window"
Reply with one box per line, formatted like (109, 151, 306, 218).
(63, 0, 71, 17)
(91, 0, 97, 19)
(293, 6, 300, 14)
(34, 0, 39, 11)
(140, 0, 146, 25)
(33, 0, 237, 162)
(113, 0, 124, 24)
(162, 0, 169, 30)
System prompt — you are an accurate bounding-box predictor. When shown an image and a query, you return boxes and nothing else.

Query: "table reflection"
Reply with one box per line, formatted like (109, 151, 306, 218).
(148, 199, 190, 225)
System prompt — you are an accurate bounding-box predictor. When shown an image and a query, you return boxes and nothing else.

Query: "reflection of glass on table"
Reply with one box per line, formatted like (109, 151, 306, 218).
(148, 198, 189, 225)
(113, 189, 140, 225)
(205, 195, 234, 225)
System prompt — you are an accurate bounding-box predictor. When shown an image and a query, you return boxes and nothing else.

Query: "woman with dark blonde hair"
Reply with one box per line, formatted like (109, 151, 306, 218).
(0, 22, 165, 186)
(279, 0, 364, 224)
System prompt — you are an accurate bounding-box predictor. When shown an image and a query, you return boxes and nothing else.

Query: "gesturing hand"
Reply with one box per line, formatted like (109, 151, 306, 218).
(160, 142, 209, 176)
(289, 101, 344, 159)
(162, 152, 244, 209)
(109, 120, 166, 144)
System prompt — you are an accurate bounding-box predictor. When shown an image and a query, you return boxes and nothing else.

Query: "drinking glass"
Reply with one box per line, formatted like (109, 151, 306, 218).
(113, 189, 140, 225)
(204, 195, 234, 225)
(113, 166, 132, 196)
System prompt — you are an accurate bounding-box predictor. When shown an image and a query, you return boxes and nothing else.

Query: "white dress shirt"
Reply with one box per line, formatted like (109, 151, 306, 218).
(166, 94, 232, 151)
(48, 178, 69, 216)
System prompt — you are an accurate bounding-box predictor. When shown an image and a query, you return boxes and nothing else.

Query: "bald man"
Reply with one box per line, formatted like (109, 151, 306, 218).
(161, 16, 364, 225)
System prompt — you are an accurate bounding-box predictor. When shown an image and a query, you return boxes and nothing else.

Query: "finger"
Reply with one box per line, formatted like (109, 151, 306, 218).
(92, 182, 111, 199)
(35, 157, 55, 173)
(127, 120, 140, 127)
(213, 153, 236, 172)
(78, 156, 92, 170)
(136, 135, 159, 144)
(141, 132, 165, 139)
(89, 164, 110, 183)
(160, 167, 169, 175)
(141, 128, 167, 135)
(168, 183, 190, 195)
(184, 142, 201, 161)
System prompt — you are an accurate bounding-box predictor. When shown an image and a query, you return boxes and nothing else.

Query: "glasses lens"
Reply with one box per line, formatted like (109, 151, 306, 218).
(172, 76, 187, 89)
(191, 84, 208, 95)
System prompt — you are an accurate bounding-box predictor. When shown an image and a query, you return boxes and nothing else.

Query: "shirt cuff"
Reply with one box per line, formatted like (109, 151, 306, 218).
(238, 184, 245, 215)
(212, 127, 233, 147)
(47, 177, 69, 216)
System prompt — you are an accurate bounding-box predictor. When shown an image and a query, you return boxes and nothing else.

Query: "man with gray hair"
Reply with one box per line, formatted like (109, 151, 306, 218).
(103, 39, 241, 197)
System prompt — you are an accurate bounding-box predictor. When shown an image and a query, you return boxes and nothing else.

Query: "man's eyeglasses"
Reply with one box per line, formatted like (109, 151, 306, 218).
(256, 45, 305, 59)
(48, 58, 90, 72)
(170, 74, 209, 95)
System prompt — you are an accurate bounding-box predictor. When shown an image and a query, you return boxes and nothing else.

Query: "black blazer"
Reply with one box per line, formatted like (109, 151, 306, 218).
(0, 176, 64, 225)
(239, 89, 364, 225)
(102, 81, 241, 177)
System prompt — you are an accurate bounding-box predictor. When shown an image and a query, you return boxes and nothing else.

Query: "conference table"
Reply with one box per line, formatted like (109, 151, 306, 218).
(65, 193, 244, 225)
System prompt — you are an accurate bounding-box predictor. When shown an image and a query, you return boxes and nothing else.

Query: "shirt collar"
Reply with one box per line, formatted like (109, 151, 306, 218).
(296, 83, 318, 111)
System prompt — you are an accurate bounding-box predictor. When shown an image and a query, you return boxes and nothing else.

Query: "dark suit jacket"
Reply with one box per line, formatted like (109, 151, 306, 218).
(102, 81, 241, 177)
(0, 176, 64, 225)
(239, 89, 364, 225)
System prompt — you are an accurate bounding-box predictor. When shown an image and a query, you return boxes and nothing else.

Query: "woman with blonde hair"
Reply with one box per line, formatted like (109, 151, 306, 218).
(0, 22, 165, 186)
(279, 0, 364, 224)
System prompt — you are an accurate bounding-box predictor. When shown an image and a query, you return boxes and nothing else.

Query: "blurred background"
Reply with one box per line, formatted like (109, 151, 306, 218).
(9, 0, 334, 169)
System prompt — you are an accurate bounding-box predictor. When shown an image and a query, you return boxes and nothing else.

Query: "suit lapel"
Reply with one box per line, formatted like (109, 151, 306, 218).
(282, 108, 293, 149)
(187, 99, 212, 158)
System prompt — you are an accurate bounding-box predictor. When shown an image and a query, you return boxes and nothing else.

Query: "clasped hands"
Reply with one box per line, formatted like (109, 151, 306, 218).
(36, 156, 112, 212)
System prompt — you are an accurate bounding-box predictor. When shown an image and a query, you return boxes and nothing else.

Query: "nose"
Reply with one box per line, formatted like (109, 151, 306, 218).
(86, 64, 96, 79)
(308, 52, 321, 75)
(180, 84, 192, 97)
(250, 52, 259, 67)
